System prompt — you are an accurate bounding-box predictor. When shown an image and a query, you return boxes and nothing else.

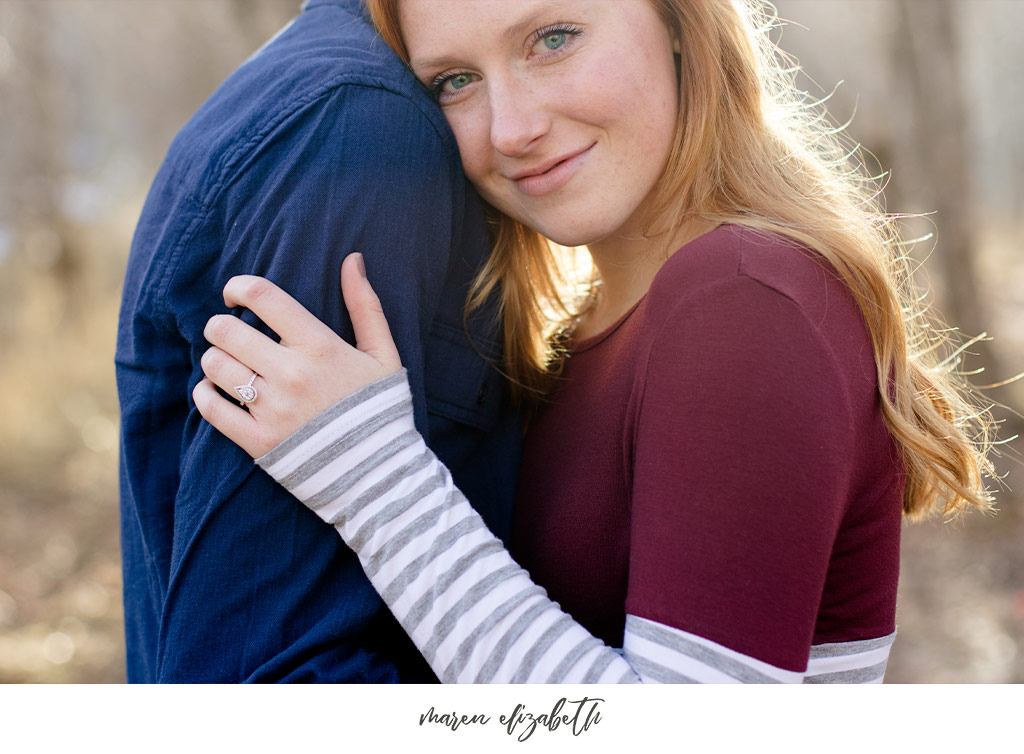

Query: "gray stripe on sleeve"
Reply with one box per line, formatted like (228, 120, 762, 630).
(392, 536, 507, 634)
(803, 659, 888, 684)
(368, 485, 471, 581)
(301, 430, 423, 512)
(256, 369, 409, 469)
(364, 502, 445, 584)
(348, 465, 447, 554)
(626, 653, 696, 683)
(625, 615, 781, 684)
(276, 398, 413, 490)
(807, 632, 896, 659)
(444, 585, 548, 683)
(545, 637, 604, 684)
(331, 446, 436, 528)
(581, 646, 619, 683)
(616, 666, 640, 684)
(510, 613, 575, 684)
(473, 594, 553, 683)
(419, 563, 524, 663)
(381, 517, 490, 604)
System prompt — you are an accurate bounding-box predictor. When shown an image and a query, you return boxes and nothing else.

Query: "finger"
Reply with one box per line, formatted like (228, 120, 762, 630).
(203, 313, 287, 379)
(222, 275, 336, 347)
(200, 346, 264, 405)
(340, 253, 402, 372)
(192, 377, 264, 457)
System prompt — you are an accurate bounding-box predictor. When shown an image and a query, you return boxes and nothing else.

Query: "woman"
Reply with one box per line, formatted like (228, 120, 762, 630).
(193, 0, 994, 683)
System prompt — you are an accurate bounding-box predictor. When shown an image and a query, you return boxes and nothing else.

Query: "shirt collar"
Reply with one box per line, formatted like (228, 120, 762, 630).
(302, 0, 362, 11)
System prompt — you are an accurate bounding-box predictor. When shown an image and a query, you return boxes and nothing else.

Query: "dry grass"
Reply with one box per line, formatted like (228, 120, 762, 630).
(0, 215, 129, 683)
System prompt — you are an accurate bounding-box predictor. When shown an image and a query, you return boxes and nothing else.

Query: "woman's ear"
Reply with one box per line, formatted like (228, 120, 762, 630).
(672, 33, 681, 54)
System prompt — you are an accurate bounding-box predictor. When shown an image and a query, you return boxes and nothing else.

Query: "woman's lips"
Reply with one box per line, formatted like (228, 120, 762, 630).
(512, 144, 595, 197)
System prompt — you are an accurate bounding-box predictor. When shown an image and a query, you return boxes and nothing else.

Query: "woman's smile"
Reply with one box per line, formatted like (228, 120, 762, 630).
(509, 143, 595, 197)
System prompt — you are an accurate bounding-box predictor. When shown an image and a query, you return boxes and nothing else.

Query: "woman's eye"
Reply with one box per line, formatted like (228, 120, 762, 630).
(432, 71, 480, 101)
(445, 73, 476, 91)
(542, 31, 568, 50)
(530, 24, 582, 56)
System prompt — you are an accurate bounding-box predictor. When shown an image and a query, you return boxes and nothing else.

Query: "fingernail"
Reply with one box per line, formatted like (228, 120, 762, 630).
(354, 253, 366, 279)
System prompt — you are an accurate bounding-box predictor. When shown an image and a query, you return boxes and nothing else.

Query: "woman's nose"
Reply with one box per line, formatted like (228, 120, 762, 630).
(488, 77, 550, 157)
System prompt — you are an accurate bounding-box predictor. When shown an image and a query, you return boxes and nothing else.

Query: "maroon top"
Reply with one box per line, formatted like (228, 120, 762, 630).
(512, 225, 903, 672)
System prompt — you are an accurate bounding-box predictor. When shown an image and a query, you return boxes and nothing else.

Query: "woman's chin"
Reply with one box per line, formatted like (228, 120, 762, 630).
(482, 195, 621, 248)
(513, 217, 606, 249)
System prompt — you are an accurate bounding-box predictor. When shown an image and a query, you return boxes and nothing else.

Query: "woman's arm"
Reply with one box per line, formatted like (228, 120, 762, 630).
(195, 259, 890, 682)
(251, 367, 817, 683)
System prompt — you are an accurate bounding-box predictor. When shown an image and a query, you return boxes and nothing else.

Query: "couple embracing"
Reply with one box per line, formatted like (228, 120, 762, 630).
(116, 0, 993, 684)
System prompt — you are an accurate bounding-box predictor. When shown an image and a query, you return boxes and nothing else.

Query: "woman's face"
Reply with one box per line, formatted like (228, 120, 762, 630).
(399, 0, 680, 248)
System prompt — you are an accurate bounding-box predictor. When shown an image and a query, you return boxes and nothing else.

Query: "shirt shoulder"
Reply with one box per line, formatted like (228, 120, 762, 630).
(163, 1, 455, 205)
(124, 3, 463, 335)
(650, 225, 848, 318)
(644, 224, 875, 388)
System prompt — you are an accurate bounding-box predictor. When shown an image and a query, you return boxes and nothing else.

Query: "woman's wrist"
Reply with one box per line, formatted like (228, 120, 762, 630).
(255, 369, 416, 523)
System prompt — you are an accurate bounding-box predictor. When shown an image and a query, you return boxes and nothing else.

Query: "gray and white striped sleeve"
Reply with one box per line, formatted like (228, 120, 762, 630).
(256, 370, 892, 684)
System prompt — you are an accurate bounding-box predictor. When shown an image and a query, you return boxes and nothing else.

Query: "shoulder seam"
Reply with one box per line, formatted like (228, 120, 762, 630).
(636, 256, 857, 441)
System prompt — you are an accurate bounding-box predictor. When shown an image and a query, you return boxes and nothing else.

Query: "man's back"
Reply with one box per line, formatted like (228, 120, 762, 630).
(116, 0, 519, 682)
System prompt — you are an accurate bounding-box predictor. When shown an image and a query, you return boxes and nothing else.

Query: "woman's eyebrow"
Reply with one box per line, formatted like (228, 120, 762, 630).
(408, 2, 568, 75)
(499, 4, 554, 43)
(409, 55, 460, 78)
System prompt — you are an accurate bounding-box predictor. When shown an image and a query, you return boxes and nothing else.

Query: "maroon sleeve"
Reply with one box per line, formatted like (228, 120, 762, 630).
(626, 273, 855, 672)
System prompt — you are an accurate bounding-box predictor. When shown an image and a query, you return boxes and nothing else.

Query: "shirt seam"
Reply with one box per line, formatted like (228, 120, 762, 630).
(634, 238, 857, 444)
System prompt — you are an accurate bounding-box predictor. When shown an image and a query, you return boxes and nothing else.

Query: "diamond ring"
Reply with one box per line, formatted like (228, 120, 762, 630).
(234, 373, 258, 405)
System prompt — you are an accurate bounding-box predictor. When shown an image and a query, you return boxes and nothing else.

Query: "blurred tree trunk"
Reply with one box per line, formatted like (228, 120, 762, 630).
(13, 3, 80, 312)
(891, 1, 1003, 385)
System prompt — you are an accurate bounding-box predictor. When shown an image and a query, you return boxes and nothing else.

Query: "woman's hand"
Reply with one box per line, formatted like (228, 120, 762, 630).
(193, 253, 402, 458)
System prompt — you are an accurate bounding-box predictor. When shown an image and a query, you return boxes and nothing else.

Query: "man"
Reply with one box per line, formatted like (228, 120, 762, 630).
(115, 0, 520, 682)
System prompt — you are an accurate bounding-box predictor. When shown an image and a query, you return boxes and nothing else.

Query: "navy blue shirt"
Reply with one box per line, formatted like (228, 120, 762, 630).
(116, 0, 520, 682)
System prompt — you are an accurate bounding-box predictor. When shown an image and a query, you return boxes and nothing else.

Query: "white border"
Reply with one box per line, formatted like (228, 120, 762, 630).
(4, 684, 1021, 752)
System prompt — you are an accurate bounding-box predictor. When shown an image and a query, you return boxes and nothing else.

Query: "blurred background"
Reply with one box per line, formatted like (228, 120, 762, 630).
(0, 0, 1020, 683)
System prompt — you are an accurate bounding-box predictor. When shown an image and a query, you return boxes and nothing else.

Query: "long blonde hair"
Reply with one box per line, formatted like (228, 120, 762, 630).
(367, 0, 994, 519)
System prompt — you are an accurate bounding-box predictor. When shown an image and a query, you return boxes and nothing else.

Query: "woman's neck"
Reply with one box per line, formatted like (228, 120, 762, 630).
(573, 217, 717, 340)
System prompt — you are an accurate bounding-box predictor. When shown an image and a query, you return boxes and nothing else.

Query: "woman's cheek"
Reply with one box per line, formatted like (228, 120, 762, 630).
(446, 108, 491, 185)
